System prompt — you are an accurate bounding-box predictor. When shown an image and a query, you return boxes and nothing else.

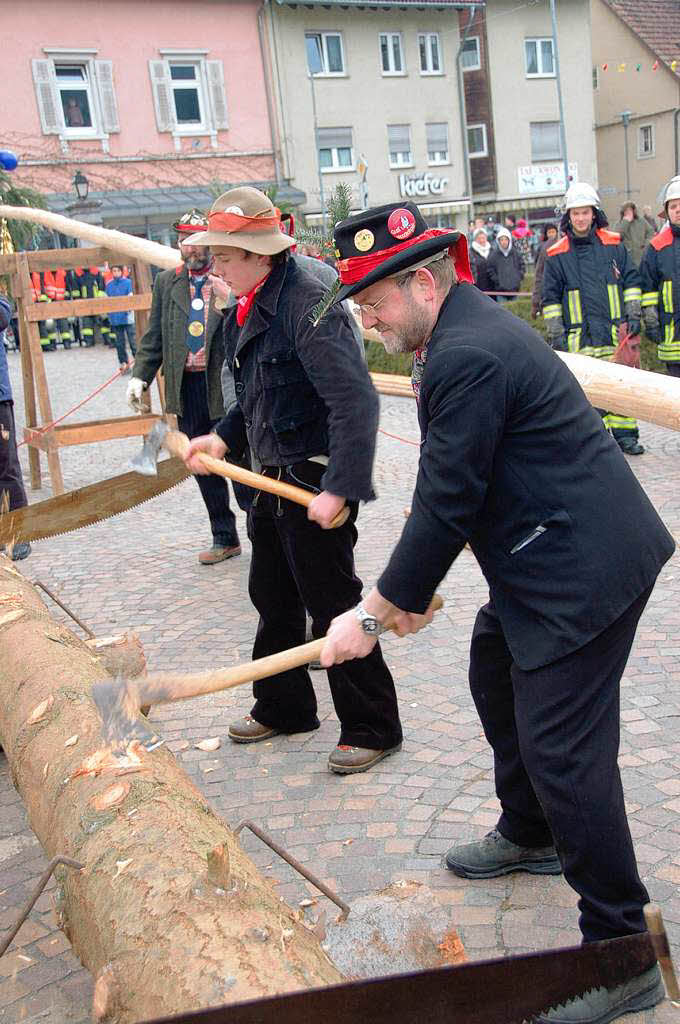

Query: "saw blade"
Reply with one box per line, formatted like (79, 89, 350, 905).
(0, 458, 190, 546)
(141, 932, 656, 1024)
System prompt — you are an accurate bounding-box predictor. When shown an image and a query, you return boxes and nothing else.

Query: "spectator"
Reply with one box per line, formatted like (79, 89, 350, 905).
(642, 205, 658, 234)
(469, 227, 494, 295)
(512, 217, 534, 267)
(105, 266, 137, 372)
(531, 223, 559, 318)
(614, 202, 654, 269)
(0, 295, 30, 561)
(488, 227, 524, 303)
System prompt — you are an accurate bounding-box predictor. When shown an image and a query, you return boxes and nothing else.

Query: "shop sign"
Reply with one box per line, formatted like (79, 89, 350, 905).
(399, 172, 449, 198)
(517, 163, 579, 195)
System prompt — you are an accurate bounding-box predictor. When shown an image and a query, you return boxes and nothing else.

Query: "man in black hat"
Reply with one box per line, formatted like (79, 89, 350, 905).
(319, 201, 672, 1024)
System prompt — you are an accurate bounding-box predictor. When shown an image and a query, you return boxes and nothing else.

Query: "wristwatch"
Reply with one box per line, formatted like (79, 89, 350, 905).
(354, 604, 385, 636)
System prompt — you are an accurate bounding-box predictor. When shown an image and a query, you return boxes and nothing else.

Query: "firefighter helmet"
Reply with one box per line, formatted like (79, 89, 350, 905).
(663, 176, 680, 210)
(563, 182, 602, 211)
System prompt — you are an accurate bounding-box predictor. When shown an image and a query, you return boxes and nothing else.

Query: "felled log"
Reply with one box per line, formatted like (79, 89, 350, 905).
(85, 632, 147, 681)
(0, 557, 343, 1023)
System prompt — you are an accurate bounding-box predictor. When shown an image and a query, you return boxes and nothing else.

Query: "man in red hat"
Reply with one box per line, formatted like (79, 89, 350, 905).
(318, 201, 672, 1024)
(184, 187, 402, 774)
(127, 209, 245, 565)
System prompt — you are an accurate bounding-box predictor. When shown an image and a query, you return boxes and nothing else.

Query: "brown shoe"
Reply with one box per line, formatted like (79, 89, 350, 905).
(327, 742, 402, 775)
(228, 715, 281, 744)
(198, 544, 241, 565)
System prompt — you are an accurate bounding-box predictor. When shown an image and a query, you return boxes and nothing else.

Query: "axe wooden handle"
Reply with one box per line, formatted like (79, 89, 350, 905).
(131, 595, 444, 710)
(644, 904, 680, 1002)
(163, 428, 349, 528)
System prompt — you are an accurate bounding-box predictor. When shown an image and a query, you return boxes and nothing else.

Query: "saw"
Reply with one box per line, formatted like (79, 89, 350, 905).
(141, 929, 667, 1024)
(0, 457, 189, 546)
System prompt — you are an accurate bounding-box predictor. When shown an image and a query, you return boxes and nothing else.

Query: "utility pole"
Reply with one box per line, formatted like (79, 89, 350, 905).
(621, 110, 632, 199)
(456, 4, 478, 224)
(549, 0, 570, 190)
(308, 69, 327, 231)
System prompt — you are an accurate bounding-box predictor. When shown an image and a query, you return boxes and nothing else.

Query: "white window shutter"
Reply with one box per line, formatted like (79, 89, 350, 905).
(206, 60, 229, 130)
(148, 60, 174, 132)
(32, 59, 63, 135)
(94, 60, 120, 133)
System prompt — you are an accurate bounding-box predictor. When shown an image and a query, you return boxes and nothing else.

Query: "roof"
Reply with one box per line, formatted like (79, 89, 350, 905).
(602, 0, 680, 68)
(275, 0, 479, 8)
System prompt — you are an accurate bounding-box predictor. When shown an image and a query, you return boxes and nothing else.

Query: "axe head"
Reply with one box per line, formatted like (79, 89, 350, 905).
(129, 420, 169, 476)
(92, 675, 164, 753)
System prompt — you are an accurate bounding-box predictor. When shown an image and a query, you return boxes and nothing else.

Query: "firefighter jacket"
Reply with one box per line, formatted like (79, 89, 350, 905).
(30, 272, 49, 304)
(542, 227, 641, 357)
(42, 269, 68, 301)
(640, 224, 680, 363)
(68, 267, 104, 299)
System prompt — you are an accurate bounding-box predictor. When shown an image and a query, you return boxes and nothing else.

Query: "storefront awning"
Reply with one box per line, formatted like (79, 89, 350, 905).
(474, 195, 562, 214)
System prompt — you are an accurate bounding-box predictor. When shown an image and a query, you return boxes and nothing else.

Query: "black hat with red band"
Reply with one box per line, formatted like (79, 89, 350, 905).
(330, 201, 472, 305)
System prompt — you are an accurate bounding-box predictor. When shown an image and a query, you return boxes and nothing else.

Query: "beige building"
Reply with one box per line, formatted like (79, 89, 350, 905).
(591, 0, 680, 225)
(263, 0, 472, 229)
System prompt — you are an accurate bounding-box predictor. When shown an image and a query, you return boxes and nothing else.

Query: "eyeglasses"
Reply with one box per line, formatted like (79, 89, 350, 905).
(353, 278, 410, 317)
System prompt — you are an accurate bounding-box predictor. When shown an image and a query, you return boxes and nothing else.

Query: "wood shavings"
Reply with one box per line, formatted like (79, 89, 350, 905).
(89, 781, 130, 811)
(0, 425, 9, 441)
(195, 737, 221, 751)
(113, 858, 133, 879)
(28, 695, 54, 724)
(342, 838, 354, 846)
(73, 742, 146, 779)
(174, 740, 189, 751)
(42, 762, 49, 779)
(64, 734, 79, 747)
(0, 608, 25, 627)
(299, 898, 316, 908)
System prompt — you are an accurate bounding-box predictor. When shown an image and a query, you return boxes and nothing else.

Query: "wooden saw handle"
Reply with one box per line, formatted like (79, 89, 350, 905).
(163, 428, 349, 528)
(132, 595, 444, 709)
(644, 904, 680, 1003)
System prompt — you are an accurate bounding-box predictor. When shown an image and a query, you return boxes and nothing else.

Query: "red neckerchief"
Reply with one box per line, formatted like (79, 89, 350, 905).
(236, 273, 271, 327)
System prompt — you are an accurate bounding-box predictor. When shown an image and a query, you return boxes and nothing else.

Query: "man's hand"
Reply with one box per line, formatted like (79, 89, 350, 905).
(209, 274, 231, 303)
(126, 377, 146, 412)
(307, 491, 346, 529)
(185, 433, 228, 475)
(320, 608, 378, 666)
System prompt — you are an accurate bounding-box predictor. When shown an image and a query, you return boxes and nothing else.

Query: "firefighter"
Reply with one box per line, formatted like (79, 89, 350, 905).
(640, 176, 680, 378)
(542, 182, 644, 456)
(68, 265, 108, 346)
(43, 267, 73, 348)
(30, 271, 54, 350)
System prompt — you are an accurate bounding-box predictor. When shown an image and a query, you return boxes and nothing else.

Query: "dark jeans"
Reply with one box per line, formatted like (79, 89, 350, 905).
(0, 400, 27, 511)
(469, 587, 653, 942)
(178, 371, 242, 547)
(664, 361, 680, 378)
(112, 323, 136, 365)
(247, 461, 403, 749)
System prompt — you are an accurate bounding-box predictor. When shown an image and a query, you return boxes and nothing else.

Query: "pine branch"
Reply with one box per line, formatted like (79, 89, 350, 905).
(309, 277, 342, 327)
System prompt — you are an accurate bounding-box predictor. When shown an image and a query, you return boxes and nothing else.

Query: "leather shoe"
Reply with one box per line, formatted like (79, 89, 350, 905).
(328, 741, 402, 775)
(0, 542, 31, 561)
(228, 715, 281, 744)
(198, 543, 241, 565)
(618, 438, 645, 456)
(445, 828, 562, 878)
(535, 963, 663, 1023)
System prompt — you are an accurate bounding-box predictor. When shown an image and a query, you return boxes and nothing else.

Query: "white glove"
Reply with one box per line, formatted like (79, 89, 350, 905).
(126, 377, 146, 412)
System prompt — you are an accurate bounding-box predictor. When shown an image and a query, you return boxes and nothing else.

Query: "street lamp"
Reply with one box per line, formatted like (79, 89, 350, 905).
(621, 111, 632, 200)
(73, 170, 89, 202)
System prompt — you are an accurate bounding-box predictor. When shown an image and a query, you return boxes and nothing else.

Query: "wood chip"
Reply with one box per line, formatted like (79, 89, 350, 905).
(195, 737, 221, 751)
(64, 734, 79, 747)
(0, 608, 26, 627)
(342, 838, 354, 846)
(43, 762, 49, 779)
(88, 780, 130, 811)
(28, 695, 54, 724)
(113, 858, 133, 879)
(299, 898, 316, 908)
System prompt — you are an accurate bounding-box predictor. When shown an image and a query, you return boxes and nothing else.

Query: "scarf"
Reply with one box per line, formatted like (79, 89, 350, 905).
(236, 273, 271, 327)
(471, 239, 491, 259)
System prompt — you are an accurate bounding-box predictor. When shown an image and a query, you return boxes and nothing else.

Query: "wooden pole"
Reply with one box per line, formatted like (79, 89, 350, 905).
(0, 558, 344, 1023)
(11, 258, 41, 489)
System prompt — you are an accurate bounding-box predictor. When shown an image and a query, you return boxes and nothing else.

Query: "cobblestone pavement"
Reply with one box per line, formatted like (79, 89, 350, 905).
(1, 346, 679, 1023)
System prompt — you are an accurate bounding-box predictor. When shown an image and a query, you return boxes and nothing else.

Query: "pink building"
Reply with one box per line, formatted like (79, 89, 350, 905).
(2, 0, 301, 242)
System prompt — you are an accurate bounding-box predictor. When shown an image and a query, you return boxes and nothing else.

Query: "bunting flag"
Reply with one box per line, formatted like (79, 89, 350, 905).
(599, 58, 677, 72)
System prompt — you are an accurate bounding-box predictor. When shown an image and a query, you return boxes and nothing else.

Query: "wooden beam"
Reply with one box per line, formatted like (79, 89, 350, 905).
(54, 414, 160, 447)
(26, 294, 152, 321)
(11, 261, 42, 489)
(0, 247, 124, 274)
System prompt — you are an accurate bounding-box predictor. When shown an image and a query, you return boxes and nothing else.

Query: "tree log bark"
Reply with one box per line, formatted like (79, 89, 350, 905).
(0, 557, 343, 1023)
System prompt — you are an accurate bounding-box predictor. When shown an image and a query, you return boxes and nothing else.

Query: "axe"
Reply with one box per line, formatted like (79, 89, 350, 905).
(131, 420, 349, 527)
(92, 595, 444, 751)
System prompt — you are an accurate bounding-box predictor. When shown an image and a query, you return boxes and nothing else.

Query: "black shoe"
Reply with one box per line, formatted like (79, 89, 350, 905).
(535, 963, 664, 1023)
(0, 542, 31, 561)
(445, 828, 562, 878)
(618, 438, 645, 456)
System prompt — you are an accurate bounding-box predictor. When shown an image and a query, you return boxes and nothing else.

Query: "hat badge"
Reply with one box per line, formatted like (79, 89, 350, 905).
(224, 205, 244, 216)
(388, 208, 416, 241)
(354, 228, 375, 252)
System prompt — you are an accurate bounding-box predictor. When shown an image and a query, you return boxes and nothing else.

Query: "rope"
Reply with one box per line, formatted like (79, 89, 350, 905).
(378, 426, 420, 447)
(17, 358, 133, 448)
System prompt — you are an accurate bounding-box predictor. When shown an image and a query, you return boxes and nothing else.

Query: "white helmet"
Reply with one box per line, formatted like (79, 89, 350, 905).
(663, 176, 680, 207)
(563, 182, 601, 211)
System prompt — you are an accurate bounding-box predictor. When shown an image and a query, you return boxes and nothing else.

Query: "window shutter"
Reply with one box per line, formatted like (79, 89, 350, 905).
(94, 60, 120, 133)
(206, 60, 228, 130)
(426, 122, 448, 150)
(148, 60, 174, 132)
(317, 126, 353, 149)
(387, 124, 411, 150)
(31, 59, 63, 135)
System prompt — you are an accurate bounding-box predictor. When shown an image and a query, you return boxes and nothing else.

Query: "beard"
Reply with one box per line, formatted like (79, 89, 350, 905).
(183, 249, 210, 271)
(376, 299, 432, 354)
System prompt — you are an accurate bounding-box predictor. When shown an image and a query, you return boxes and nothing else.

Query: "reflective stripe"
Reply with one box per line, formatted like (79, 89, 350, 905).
(641, 290, 659, 308)
(567, 328, 581, 353)
(607, 414, 638, 430)
(543, 303, 562, 320)
(611, 323, 619, 345)
(567, 289, 582, 325)
(662, 280, 674, 314)
(623, 287, 641, 302)
(581, 345, 616, 358)
(607, 283, 622, 320)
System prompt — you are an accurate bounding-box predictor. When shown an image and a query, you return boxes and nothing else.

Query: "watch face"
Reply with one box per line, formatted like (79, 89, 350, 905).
(362, 618, 380, 635)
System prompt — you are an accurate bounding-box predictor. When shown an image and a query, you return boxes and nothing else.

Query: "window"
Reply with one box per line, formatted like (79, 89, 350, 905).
(55, 65, 95, 133)
(419, 32, 442, 74)
(467, 123, 488, 159)
(318, 126, 354, 171)
(32, 54, 120, 150)
(380, 32, 405, 74)
(461, 36, 481, 71)
(525, 37, 555, 77)
(638, 124, 655, 158)
(530, 121, 562, 161)
(427, 122, 449, 165)
(387, 124, 412, 167)
(148, 54, 228, 146)
(306, 32, 345, 75)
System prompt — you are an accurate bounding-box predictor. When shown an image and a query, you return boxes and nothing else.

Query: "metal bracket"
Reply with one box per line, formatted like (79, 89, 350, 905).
(0, 855, 84, 958)
(233, 819, 349, 920)
(34, 580, 94, 638)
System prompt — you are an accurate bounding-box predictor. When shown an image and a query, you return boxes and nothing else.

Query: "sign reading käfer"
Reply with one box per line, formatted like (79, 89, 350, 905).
(399, 172, 449, 198)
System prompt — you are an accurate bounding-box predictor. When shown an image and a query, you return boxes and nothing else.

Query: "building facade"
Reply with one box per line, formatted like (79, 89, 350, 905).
(2, 0, 294, 243)
(591, 0, 680, 225)
(264, 0, 474, 229)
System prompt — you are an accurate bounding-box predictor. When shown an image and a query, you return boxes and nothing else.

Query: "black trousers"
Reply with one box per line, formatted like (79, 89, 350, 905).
(0, 401, 27, 511)
(664, 361, 680, 378)
(469, 588, 653, 942)
(247, 461, 403, 749)
(177, 372, 241, 547)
